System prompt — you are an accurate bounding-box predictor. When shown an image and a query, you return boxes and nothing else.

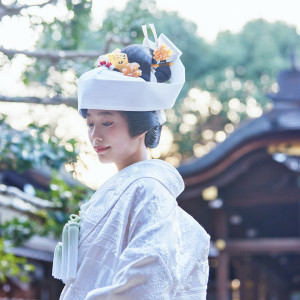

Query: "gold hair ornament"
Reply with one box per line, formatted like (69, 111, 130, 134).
(151, 62, 174, 68)
(97, 49, 129, 71)
(122, 63, 142, 78)
(153, 43, 173, 62)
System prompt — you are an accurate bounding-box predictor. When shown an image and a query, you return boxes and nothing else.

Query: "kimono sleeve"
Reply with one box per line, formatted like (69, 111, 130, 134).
(85, 178, 178, 300)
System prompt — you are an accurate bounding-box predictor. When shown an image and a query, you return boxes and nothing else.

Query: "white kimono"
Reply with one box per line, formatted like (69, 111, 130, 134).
(59, 159, 210, 300)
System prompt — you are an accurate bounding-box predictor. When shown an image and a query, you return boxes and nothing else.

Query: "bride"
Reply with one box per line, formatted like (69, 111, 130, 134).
(53, 24, 210, 300)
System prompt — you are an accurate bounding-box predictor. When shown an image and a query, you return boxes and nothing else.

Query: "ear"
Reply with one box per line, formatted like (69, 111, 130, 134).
(133, 131, 147, 141)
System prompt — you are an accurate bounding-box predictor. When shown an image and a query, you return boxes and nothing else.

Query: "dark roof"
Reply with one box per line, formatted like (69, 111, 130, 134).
(178, 106, 300, 180)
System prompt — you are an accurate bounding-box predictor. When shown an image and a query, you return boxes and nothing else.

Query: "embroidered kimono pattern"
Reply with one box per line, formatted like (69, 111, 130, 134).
(59, 159, 210, 300)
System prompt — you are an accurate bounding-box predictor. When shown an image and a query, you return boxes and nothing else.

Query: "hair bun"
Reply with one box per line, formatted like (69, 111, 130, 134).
(154, 65, 171, 83)
(145, 125, 162, 148)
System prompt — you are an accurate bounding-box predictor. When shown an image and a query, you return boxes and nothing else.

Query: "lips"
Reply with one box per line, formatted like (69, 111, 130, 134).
(94, 146, 110, 153)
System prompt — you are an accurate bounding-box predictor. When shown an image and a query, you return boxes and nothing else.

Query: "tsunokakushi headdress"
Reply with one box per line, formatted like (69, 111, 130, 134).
(77, 24, 185, 123)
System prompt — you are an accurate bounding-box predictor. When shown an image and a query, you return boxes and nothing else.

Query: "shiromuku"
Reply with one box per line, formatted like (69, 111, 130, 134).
(52, 24, 210, 300)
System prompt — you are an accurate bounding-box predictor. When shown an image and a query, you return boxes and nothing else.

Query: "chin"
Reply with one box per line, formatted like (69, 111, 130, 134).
(97, 155, 113, 164)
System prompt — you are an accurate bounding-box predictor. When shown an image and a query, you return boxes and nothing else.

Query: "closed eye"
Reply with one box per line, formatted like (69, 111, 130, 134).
(87, 123, 94, 128)
(103, 122, 113, 126)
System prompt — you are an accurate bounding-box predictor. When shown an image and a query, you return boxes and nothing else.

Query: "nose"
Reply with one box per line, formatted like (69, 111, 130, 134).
(89, 124, 103, 144)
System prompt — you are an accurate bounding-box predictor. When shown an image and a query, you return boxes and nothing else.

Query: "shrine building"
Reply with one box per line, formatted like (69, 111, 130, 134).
(178, 65, 300, 300)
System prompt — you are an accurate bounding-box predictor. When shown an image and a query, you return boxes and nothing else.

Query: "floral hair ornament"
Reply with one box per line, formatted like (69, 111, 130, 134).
(78, 24, 185, 114)
(153, 43, 173, 62)
(151, 44, 174, 68)
(122, 62, 142, 77)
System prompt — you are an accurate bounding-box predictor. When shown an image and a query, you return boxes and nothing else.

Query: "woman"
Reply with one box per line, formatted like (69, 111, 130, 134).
(53, 24, 210, 299)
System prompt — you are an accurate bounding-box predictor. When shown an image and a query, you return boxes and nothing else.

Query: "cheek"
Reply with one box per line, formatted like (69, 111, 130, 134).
(110, 127, 134, 149)
(87, 128, 94, 143)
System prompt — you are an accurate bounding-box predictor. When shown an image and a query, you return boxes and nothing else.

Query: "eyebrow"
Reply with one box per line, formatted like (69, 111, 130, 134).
(86, 111, 113, 117)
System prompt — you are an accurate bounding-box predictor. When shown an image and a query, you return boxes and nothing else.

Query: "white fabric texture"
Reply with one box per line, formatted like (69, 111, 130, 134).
(77, 66, 184, 112)
(59, 159, 210, 300)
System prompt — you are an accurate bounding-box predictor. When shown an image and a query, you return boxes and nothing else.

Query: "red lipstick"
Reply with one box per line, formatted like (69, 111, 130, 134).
(94, 146, 110, 153)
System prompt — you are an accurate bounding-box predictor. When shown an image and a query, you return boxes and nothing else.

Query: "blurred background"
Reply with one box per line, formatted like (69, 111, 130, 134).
(0, 0, 300, 299)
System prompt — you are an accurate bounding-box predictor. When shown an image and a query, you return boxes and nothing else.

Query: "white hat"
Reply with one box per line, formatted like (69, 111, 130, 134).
(77, 24, 185, 118)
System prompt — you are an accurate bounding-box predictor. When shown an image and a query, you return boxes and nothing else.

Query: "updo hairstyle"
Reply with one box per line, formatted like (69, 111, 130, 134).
(120, 44, 171, 148)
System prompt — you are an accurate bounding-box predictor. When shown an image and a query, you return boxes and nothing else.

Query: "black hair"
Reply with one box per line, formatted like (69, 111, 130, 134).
(120, 44, 171, 148)
(121, 111, 162, 148)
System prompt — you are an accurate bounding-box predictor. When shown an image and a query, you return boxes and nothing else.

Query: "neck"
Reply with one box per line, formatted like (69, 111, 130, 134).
(116, 146, 150, 171)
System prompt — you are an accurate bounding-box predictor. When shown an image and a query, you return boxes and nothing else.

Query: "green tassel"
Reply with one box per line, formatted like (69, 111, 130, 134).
(52, 242, 62, 279)
(52, 214, 81, 283)
(61, 223, 69, 282)
(66, 222, 80, 280)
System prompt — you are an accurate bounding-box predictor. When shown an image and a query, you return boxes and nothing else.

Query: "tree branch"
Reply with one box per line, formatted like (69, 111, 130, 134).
(0, 46, 100, 61)
(0, 36, 131, 108)
(0, 36, 131, 61)
(0, 0, 56, 20)
(0, 95, 77, 107)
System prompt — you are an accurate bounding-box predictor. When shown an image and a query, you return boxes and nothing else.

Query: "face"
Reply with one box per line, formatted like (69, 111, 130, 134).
(86, 109, 147, 171)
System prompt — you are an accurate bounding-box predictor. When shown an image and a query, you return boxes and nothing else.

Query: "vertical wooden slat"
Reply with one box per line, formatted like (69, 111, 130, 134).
(215, 209, 230, 300)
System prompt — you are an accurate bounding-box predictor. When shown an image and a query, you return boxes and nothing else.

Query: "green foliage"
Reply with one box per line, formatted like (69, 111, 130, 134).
(0, 176, 92, 284)
(0, 238, 35, 284)
(0, 216, 35, 247)
(36, 0, 93, 51)
(35, 173, 93, 238)
(23, 0, 97, 95)
(0, 114, 90, 282)
(101, 0, 156, 43)
(0, 174, 92, 243)
(0, 114, 79, 172)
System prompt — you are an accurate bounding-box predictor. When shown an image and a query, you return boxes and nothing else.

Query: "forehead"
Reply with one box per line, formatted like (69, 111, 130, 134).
(86, 109, 116, 117)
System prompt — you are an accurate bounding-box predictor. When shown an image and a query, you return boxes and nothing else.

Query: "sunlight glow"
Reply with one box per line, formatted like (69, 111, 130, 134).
(165, 153, 182, 167)
(155, 126, 174, 156)
(202, 129, 214, 141)
(224, 123, 235, 134)
(227, 110, 240, 123)
(193, 143, 209, 158)
(215, 131, 227, 143)
(246, 97, 263, 118)
(228, 98, 241, 111)
(183, 113, 197, 126)
(210, 99, 223, 115)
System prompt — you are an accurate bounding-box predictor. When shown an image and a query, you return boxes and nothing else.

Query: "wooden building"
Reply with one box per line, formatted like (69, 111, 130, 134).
(177, 66, 300, 300)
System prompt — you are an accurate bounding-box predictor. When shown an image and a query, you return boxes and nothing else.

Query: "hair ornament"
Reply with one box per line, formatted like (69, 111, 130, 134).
(142, 24, 183, 82)
(98, 59, 115, 70)
(122, 62, 142, 78)
(153, 43, 173, 62)
(96, 50, 129, 72)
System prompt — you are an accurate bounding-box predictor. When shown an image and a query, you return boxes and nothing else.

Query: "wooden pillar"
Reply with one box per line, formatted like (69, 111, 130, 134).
(257, 274, 267, 300)
(215, 209, 230, 300)
(217, 251, 230, 300)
